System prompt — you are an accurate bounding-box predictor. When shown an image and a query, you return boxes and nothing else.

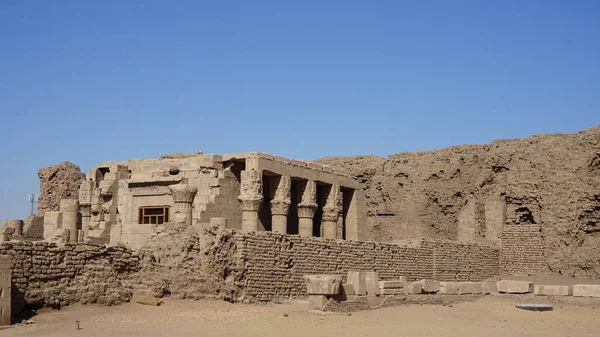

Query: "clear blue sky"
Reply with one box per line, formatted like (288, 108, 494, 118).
(1, 0, 599, 221)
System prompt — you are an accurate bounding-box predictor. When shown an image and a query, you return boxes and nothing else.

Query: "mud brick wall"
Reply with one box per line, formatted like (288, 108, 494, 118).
(432, 241, 500, 281)
(236, 232, 499, 302)
(501, 223, 545, 275)
(0, 241, 140, 313)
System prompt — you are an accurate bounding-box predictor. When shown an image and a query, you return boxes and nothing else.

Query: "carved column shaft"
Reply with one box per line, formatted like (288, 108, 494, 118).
(270, 176, 291, 234)
(80, 204, 91, 240)
(238, 170, 263, 232)
(322, 185, 341, 239)
(169, 183, 198, 226)
(60, 199, 79, 243)
(297, 180, 317, 237)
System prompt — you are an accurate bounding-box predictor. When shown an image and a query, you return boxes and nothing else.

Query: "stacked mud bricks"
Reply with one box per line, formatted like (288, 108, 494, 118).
(0, 241, 140, 315)
(501, 223, 545, 275)
(236, 231, 499, 302)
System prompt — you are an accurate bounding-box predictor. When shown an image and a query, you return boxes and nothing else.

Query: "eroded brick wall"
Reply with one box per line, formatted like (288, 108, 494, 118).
(501, 223, 545, 275)
(0, 241, 140, 313)
(236, 232, 499, 302)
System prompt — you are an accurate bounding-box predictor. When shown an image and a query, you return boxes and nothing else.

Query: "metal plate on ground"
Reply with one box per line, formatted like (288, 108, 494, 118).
(515, 303, 553, 312)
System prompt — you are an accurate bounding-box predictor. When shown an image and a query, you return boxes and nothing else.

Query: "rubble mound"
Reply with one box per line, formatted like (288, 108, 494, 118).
(37, 161, 84, 216)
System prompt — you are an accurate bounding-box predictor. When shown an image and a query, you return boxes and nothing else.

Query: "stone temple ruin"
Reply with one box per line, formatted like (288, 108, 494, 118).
(41, 152, 365, 249)
(1, 141, 600, 324)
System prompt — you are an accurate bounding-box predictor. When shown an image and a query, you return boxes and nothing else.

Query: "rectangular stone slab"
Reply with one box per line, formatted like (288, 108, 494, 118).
(365, 271, 379, 296)
(439, 282, 459, 295)
(415, 279, 441, 294)
(534, 285, 572, 296)
(379, 280, 403, 289)
(572, 284, 600, 298)
(347, 271, 367, 296)
(404, 282, 422, 295)
(497, 280, 533, 294)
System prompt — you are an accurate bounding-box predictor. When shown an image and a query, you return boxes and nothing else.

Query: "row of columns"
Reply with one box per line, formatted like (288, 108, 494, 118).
(237, 170, 342, 239)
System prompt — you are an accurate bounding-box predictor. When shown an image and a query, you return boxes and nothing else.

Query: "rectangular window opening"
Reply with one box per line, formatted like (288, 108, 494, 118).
(138, 206, 170, 224)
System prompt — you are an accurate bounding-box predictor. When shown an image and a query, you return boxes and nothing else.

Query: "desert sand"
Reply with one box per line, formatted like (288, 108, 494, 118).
(2, 296, 599, 337)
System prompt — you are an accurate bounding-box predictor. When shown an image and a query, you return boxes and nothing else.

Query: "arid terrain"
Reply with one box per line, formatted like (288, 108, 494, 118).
(2, 296, 599, 337)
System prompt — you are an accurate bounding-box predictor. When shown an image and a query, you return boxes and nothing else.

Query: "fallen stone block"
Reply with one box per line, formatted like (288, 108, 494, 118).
(457, 282, 484, 295)
(497, 280, 533, 294)
(365, 271, 379, 296)
(415, 279, 441, 294)
(342, 283, 355, 295)
(405, 282, 422, 295)
(534, 285, 572, 296)
(379, 280, 403, 289)
(381, 288, 405, 295)
(347, 271, 367, 296)
(572, 284, 600, 298)
(304, 275, 342, 295)
(439, 282, 459, 295)
(308, 295, 328, 310)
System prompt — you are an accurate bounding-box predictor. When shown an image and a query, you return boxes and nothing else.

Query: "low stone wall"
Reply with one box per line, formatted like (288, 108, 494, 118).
(236, 232, 499, 302)
(0, 241, 140, 314)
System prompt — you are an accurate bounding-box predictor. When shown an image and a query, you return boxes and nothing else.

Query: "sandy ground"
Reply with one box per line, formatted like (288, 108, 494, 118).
(2, 296, 599, 337)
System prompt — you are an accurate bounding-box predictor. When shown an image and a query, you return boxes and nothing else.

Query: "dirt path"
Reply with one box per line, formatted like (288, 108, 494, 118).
(2, 296, 599, 337)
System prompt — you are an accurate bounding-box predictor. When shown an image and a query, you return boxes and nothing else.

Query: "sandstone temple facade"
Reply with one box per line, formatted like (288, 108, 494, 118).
(41, 152, 366, 249)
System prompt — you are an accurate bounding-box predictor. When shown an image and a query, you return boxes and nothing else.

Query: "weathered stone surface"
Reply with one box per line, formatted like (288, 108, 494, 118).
(457, 282, 484, 295)
(534, 285, 572, 296)
(303, 275, 342, 295)
(308, 295, 328, 310)
(572, 284, 600, 298)
(37, 162, 84, 216)
(497, 280, 533, 294)
(316, 127, 600, 278)
(341, 283, 355, 295)
(405, 283, 422, 295)
(379, 280, 403, 289)
(364, 271, 379, 295)
(347, 271, 367, 296)
(439, 282, 460, 295)
(414, 279, 441, 294)
(381, 288, 404, 295)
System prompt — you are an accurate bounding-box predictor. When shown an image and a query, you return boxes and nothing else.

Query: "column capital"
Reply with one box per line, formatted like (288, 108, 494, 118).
(239, 196, 263, 212)
(297, 203, 318, 219)
(270, 200, 291, 216)
(169, 183, 198, 204)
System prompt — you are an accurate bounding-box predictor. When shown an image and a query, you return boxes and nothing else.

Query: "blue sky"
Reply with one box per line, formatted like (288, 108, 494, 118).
(1, 0, 599, 221)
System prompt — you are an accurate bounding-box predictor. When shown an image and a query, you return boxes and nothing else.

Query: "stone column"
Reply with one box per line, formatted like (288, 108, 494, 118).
(60, 199, 79, 243)
(322, 184, 341, 239)
(238, 170, 263, 232)
(169, 183, 198, 226)
(270, 176, 291, 234)
(79, 180, 93, 240)
(297, 180, 318, 237)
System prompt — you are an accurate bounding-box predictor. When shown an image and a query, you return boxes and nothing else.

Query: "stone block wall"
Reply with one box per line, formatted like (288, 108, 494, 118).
(501, 223, 545, 275)
(0, 241, 140, 314)
(236, 232, 499, 302)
